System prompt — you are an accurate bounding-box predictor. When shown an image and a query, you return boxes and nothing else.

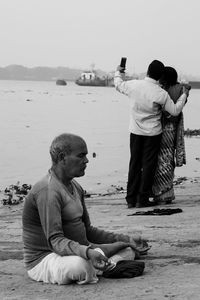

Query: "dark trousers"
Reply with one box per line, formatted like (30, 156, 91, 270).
(126, 133, 162, 205)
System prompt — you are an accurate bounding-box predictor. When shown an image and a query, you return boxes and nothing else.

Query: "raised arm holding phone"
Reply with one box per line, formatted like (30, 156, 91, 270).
(114, 59, 189, 208)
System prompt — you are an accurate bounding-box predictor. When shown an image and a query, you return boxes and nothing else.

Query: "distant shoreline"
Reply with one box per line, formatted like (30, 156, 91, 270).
(1, 65, 200, 82)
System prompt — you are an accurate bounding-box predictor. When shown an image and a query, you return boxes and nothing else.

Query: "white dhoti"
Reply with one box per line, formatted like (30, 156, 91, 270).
(27, 247, 135, 285)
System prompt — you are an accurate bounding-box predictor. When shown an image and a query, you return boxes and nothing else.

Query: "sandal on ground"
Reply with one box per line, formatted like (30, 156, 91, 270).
(102, 260, 145, 278)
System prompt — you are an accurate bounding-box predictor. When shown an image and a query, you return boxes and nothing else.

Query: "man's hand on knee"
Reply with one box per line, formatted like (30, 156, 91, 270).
(128, 237, 151, 257)
(87, 248, 109, 271)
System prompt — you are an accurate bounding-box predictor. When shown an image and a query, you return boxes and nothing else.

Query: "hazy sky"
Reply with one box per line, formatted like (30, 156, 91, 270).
(0, 0, 200, 75)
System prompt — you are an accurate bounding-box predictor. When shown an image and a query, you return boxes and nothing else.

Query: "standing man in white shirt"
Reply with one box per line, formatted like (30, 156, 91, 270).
(114, 60, 188, 208)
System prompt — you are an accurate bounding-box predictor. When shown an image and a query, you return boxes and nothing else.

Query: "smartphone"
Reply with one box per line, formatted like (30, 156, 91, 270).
(120, 57, 127, 73)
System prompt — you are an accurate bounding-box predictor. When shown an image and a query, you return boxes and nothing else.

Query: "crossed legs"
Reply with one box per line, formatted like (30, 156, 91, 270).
(27, 247, 136, 285)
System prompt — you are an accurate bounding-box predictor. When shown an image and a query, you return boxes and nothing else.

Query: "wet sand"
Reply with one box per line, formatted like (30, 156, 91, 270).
(0, 81, 200, 299)
(0, 177, 200, 300)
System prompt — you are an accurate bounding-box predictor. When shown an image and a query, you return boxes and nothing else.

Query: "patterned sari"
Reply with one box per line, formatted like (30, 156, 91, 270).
(152, 84, 186, 203)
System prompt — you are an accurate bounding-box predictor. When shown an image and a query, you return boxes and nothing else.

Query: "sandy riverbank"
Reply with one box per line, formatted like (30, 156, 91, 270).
(0, 177, 200, 300)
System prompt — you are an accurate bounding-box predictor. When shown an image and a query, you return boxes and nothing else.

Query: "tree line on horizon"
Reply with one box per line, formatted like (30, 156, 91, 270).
(0, 64, 199, 82)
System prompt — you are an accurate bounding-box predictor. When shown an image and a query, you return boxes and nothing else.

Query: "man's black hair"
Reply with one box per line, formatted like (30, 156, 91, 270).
(159, 66, 178, 88)
(147, 60, 165, 81)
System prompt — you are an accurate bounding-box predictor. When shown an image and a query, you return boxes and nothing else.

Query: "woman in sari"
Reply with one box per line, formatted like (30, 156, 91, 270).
(152, 66, 190, 204)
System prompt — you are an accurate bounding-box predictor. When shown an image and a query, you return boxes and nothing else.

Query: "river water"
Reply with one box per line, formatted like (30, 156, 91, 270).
(0, 80, 199, 193)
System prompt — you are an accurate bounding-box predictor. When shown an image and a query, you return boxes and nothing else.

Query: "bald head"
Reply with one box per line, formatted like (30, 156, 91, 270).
(50, 133, 86, 164)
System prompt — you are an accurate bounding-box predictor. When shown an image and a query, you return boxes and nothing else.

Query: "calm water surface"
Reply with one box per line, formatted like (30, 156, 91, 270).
(0, 80, 199, 192)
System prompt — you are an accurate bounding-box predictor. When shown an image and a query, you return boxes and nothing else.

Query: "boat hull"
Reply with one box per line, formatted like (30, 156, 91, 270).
(75, 77, 114, 87)
(56, 79, 67, 86)
(75, 79, 107, 86)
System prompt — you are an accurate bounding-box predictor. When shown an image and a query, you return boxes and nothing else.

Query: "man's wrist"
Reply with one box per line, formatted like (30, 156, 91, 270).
(86, 245, 93, 259)
(115, 70, 122, 77)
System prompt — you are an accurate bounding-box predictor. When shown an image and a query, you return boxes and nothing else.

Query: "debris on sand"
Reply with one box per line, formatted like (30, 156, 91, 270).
(84, 184, 125, 198)
(1, 183, 31, 205)
(184, 128, 200, 137)
(128, 208, 183, 216)
(173, 177, 187, 185)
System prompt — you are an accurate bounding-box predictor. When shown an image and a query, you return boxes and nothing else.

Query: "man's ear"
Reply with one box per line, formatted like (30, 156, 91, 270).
(58, 152, 65, 162)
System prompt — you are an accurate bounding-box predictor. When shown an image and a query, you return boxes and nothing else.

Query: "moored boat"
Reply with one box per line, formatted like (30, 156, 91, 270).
(75, 70, 113, 87)
(56, 79, 67, 86)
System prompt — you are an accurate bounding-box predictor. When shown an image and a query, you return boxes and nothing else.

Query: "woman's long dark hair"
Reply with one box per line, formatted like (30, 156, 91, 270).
(159, 66, 178, 89)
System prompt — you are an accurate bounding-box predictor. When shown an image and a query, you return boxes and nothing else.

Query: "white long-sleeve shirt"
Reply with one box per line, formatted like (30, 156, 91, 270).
(114, 71, 187, 136)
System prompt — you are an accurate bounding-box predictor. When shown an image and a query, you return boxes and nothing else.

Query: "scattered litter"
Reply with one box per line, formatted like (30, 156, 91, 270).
(190, 178, 198, 183)
(184, 129, 200, 137)
(84, 185, 126, 198)
(111, 185, 124, 192)
(173, 177, 187, 185)
(128, 208, 183, 216)
(1, 183, 31, 205)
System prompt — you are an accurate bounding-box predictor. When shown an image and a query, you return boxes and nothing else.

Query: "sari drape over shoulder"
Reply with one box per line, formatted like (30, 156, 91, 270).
(152, 84, 186, 203)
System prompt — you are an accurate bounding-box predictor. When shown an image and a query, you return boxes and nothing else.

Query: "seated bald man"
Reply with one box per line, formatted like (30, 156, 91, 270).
(22, 133, 148, 285)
